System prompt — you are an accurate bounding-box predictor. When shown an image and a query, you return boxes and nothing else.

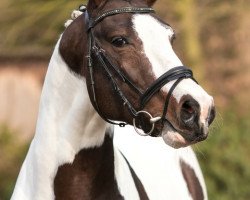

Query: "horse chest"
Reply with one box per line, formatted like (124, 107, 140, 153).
(53, 130, 205, 200)
(53, 133, 151, 200)
(114, 126, 206, 200)
(54, 135, 124, 200)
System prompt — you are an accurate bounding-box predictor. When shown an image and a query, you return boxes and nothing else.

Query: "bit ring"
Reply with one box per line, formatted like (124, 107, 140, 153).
(133, 110, 156, 136)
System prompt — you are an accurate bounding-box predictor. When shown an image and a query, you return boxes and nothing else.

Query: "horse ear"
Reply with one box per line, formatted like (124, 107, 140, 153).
(146, 0, 157, 6)
(87, 0, 106, 11)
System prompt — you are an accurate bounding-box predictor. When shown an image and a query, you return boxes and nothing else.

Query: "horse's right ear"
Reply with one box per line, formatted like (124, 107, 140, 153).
(87, 0, 106, 11)
(146, 0, 157, 6)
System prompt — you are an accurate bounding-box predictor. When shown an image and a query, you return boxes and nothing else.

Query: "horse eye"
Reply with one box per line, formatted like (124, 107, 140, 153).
(111, 37, 128, 47)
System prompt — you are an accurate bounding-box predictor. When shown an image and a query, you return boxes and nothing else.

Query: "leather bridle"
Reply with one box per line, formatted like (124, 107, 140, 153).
(83, 6, 197, 136)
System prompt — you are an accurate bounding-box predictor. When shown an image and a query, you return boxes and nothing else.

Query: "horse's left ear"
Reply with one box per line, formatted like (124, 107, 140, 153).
(87, 0, 106, 11)
(146, 0, 157, 6)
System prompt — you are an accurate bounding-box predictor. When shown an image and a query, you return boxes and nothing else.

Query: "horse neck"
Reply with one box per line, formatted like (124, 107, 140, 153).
(11, 39, 108, 200)
(36, 39, 107, 151)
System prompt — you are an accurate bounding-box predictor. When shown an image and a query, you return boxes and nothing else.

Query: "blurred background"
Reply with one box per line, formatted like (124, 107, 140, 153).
(0, 0, 249, 199)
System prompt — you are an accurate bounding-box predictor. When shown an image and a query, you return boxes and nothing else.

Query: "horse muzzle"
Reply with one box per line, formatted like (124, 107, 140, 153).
(161, 96, 216, 148)
(133, 93, 216, 148)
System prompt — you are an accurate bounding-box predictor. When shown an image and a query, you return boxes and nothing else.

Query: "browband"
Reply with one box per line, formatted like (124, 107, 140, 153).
(88, 7, 155, 30)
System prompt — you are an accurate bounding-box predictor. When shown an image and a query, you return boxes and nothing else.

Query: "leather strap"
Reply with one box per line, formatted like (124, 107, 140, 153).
(86, 7, 155, 127)
(140, 66, 194, 108)
(88, 7, 154, 30)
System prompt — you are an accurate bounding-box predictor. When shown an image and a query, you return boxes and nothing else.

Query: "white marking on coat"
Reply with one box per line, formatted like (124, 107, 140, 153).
(114, 125, 207, 200)
(113, 147, 140, 200)
(11, 38, 107, 200)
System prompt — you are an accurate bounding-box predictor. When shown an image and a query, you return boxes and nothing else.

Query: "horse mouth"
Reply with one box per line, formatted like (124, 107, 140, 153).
(160, 121, 208, 149)
(133, 111, 209, 148)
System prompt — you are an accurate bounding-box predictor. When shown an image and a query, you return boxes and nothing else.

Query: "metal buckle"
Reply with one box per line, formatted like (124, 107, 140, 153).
(133, 111, 161, 136)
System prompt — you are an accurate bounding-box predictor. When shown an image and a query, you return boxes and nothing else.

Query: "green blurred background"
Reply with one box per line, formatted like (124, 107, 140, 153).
(0, 0, 249, 199)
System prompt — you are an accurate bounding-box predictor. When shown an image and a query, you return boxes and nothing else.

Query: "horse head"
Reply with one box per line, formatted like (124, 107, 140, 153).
(61, 0, 215, 148)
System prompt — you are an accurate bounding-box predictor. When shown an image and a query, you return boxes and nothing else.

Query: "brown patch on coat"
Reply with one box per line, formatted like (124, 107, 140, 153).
(54, 135, 124, 200)
(54, 132, 149, 200)
(180, 159, 204, 200)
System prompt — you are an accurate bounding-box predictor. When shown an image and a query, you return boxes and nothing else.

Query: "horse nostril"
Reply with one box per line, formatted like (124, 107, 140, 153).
(208, 106, 216, 125)
(180, 100, 199, 126)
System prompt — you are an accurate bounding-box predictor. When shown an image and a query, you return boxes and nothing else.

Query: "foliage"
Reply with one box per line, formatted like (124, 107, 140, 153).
(195, 110, 250, 200)
(0, 0, 85, 59)
(0, 126, 29, 200)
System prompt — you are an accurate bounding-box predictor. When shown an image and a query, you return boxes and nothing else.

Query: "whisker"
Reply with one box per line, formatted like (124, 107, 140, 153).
(193, 144, 206, 159)
(208, 111, 223, 136)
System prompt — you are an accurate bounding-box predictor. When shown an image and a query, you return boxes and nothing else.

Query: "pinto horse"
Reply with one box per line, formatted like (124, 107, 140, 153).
(11, 0, 215, 199)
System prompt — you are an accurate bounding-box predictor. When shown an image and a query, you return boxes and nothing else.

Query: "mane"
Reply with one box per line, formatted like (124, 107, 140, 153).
(64, 0, 137, 28)
(64, 9, 84, 28)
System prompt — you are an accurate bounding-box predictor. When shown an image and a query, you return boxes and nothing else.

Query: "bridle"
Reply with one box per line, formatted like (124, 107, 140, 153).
(83, 6, 197, 136)
(84, 6, 196, 136)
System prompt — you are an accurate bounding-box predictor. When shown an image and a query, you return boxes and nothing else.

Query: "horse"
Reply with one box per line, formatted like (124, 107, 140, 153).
(11, 0, 215, 199)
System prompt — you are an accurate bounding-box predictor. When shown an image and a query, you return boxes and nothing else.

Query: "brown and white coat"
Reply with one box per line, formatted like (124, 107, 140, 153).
(11, 0, 215, 199)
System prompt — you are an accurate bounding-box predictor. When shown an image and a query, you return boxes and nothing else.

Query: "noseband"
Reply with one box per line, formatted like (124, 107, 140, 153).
(83, 6, 196, 136)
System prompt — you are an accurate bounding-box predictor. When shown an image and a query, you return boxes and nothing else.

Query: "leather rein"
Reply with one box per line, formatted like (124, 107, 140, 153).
(83, 6, 196, 136)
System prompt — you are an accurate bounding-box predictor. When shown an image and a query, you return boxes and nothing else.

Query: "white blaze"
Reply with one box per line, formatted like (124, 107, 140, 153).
(132, 14, 212, 104)
(133, 15, 182, 76)
(133, 14, 213, 147)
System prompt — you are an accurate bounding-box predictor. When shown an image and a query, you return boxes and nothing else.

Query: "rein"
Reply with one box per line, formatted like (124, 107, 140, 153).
(83, 6, 197, 136)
